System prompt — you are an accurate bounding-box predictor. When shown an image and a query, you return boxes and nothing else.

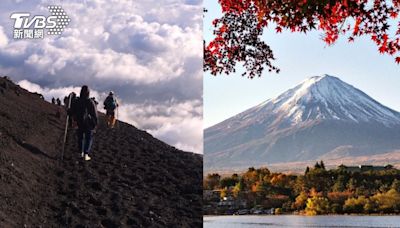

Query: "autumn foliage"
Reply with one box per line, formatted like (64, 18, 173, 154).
(203, 163, 400, 215)
(204, 0, 400, 78)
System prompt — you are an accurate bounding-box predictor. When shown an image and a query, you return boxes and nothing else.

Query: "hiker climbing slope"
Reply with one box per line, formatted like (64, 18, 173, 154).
(103, 91, 119, 128)
(67, 92, 77, 128)
(70, 85, 98, 161)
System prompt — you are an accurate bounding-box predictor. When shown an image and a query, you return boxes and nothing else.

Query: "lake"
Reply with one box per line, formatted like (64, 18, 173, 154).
(204, 215, 400, 227)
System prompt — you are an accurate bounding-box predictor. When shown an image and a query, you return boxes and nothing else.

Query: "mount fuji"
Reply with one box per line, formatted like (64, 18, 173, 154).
(204, 75, 400, 172)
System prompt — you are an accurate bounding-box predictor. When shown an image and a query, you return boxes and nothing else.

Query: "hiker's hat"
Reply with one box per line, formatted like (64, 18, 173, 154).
(109, 91, 114, 95)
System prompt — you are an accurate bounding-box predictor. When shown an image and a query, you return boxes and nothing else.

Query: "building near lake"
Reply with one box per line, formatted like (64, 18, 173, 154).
(338, 164, 394, 173)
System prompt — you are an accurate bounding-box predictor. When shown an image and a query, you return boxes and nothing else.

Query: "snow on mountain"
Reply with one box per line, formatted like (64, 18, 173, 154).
(272, 74, 400, 124)
(219, 74, 400, 129)
(205, 74, 400, 172)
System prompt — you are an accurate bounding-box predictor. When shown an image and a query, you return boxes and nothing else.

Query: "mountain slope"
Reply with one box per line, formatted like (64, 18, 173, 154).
(204, 75, 400, 171)
(0, 76, 202, 227)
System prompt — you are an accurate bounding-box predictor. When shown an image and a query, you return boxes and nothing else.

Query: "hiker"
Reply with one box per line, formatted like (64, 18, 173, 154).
(91, 97, 98, 106)
(52, 97, 56, 104)
(56, 98, 61, 106)
(64, 96, 69, 107)
(103, 91, 119, 128)
(67, 92, 77, 128)
(70, 86, 98, 161)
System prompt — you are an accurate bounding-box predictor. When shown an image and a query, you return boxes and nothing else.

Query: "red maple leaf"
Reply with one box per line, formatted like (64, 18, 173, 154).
(205, 0, 400, 78)
(379, 45, 388, 53)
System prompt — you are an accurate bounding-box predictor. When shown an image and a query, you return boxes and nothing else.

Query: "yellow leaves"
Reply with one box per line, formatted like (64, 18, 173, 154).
(343, 189, 400, 213)
(371, 189, 400, 211)
(270, 173, 287, 186)
(294, 191, 308, 209)
(305, 196, 330, 215)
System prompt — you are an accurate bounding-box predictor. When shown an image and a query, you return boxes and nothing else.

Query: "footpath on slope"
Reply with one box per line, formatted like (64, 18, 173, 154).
(0, 76, 203, 227)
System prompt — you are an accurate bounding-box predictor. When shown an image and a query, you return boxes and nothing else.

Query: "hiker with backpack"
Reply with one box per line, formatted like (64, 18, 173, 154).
(69, 85, 98, 161)
(103, 91, 119, 128)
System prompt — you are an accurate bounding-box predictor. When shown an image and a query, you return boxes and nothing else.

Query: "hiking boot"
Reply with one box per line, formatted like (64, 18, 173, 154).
(84, 154, 91, 161)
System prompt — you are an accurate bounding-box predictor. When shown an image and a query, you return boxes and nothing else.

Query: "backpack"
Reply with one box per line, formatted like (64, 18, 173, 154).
(82, 100, 96, 130)
(105, 96, 117, 110)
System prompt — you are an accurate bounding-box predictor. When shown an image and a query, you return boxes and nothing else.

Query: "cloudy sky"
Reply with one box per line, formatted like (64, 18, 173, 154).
(0, 0, 203, 153)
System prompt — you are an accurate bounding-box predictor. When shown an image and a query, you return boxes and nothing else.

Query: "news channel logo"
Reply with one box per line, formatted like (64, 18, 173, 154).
(10, 5, 70, 39)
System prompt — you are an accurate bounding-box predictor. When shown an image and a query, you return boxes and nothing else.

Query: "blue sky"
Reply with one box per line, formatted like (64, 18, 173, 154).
(204, 0, 400, 128)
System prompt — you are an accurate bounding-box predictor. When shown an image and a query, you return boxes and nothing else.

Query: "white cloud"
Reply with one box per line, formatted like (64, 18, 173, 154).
(0, 26, 8, 47)
(118, 99, 203, 153)
(17, 80, 103, 103)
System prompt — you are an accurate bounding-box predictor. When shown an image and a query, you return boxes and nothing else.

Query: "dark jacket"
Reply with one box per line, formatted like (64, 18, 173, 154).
(71, 97, 98, 130)
(103, 95, 118, 110)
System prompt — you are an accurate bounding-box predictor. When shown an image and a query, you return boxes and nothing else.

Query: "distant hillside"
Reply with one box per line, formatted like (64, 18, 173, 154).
(205, 75, 400, 172)
(0, 76, 202, 227)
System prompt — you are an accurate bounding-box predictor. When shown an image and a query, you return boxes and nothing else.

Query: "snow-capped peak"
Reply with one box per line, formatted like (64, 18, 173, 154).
(245, 74, 400, 126)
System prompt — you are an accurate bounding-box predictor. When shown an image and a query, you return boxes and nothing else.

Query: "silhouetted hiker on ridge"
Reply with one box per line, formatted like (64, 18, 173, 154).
(103, 91, 119, 128)
(70, 85, 98, 161)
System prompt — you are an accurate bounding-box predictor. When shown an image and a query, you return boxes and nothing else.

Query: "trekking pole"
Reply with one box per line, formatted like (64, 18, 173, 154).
(61, 93, 73, 161)
(116, 96, 119, 129)
(116, 105, 119, 129)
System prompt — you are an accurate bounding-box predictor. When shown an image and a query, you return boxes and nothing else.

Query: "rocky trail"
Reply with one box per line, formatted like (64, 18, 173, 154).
(0, 76, 202, 227)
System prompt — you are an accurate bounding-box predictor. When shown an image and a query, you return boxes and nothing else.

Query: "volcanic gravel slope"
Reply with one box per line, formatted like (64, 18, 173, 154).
(0, 76, 202, 227)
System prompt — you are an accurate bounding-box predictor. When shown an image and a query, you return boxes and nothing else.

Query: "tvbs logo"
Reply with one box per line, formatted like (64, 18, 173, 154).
(10, 5, 70, 39)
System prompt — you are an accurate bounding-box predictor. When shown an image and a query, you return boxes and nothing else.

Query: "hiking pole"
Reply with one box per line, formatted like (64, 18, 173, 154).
(61, 93, 73, 161)
(116, 105, 119, 129)
(115, 96, 119, 129)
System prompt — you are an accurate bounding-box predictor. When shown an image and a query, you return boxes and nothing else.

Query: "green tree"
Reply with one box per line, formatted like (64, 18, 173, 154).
(343, 196, 369, 213)
(231, 173, 239, 181)
(320, 160, 326, 170)
(220, 177, 238, 188)
(391, 179, 400, 192)
(232, 180, 244, 198)
(204, 173, 221, 190)
(332, 175, 346, 192)
(305, 166, 310, 175)
(346, 178, 357, 192)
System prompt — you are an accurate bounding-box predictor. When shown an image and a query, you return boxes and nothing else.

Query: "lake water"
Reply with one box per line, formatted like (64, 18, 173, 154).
(204, 215, 400, 227)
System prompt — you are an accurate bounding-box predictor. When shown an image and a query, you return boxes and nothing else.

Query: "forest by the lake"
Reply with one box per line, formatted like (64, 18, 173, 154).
(204, 162, 400, 215)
